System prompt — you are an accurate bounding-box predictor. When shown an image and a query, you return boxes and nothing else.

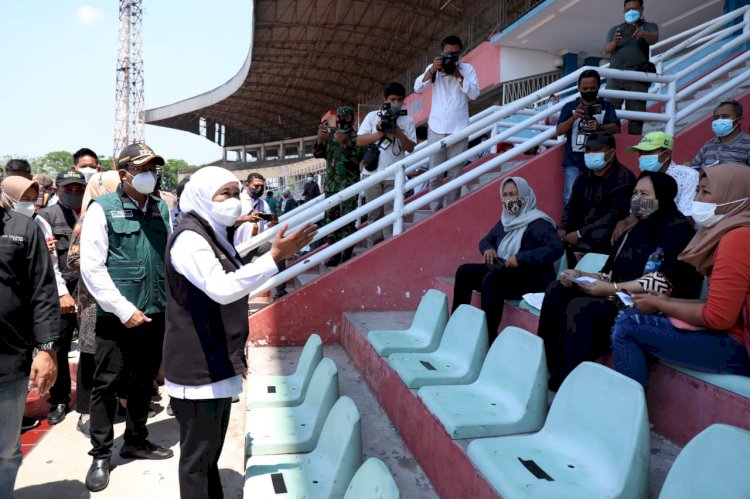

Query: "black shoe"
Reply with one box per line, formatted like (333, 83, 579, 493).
(47, 404, 68, 425)
(85, 458, 110, 492)
(77, 415, 90, 438)
(119, 440, 173, 460)
(21, 417, 40, 432)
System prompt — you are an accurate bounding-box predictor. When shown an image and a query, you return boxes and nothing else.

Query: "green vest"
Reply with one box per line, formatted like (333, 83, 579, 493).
(94, 187, 170, 317)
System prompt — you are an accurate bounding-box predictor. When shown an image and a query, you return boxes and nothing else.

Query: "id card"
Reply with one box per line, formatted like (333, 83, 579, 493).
(379, 137, 393, 150)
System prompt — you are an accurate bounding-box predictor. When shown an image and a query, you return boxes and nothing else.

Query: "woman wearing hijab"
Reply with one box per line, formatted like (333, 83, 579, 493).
(612, 163, 750, 387)
(539, 171, 703, 390)
(1, 176, 39, 217)
(452, 177, 564, 340)
(163, 166, 315, 499)
(66, 171, 122, 436)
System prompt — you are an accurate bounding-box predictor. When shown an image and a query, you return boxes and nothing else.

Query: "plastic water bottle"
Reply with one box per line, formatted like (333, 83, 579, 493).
(644, 247, 664, 274)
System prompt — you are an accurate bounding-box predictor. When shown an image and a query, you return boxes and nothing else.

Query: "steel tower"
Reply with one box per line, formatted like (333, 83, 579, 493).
(114, 0, 145, 160)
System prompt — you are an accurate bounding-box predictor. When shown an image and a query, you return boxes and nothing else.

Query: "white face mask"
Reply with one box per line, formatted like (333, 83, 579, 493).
(79, 167, 97, 183)
(14, 201, 36, 218)
(692, 198, 748, 227)
(131, 171, 157, 195)
(209, 198, 242, 227)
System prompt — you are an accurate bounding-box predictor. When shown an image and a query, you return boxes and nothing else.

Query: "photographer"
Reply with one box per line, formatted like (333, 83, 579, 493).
(414, 35, 479, 213)
(556, 70, 620, 205)
(357, 82, 416, 246)
(604, 0, 659, 135)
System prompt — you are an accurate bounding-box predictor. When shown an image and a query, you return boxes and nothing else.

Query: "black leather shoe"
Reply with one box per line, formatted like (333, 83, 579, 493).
(77, 416, 90, 438)
(85, 458, 110, 492)
(47, 404, 68, 425)
(119, 441, 173, 460)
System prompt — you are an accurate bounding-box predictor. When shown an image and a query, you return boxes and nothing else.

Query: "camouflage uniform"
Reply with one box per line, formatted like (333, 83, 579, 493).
(314, 106, 364, 245)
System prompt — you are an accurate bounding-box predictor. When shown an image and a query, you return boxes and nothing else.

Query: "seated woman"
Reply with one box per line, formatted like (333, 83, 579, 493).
(612, 163, 750, 387)
(453, 177, 564, 341)
(538, 171, 703, 390)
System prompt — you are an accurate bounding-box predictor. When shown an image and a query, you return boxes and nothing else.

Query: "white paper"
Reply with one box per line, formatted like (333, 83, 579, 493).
(521, 292, 545, 311)
(561, 273, 598, 285)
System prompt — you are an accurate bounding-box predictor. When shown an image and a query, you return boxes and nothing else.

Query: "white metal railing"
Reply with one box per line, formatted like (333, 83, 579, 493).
(238, 7, 750, 298)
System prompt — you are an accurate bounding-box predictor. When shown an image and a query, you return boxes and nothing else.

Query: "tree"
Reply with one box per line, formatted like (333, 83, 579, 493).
(159, 159, 192, 192)
(32, 151, 73, 176)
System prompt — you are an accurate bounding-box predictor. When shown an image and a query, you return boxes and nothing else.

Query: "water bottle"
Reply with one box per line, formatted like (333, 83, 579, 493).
(644, 247, 664, 274)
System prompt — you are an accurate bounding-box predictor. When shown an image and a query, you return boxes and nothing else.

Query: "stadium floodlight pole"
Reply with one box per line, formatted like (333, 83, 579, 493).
(114, 0, 145, 161)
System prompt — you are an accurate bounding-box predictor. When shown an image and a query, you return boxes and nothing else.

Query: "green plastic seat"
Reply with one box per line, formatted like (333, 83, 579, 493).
(387, 304, 488, 389)
(659, 424, 750, 499)
(344, 457, 400, 499)
(467, 362, 649, 499)
(246, 358, 338, 456)
(418, 327, 547, 439)
(246, 333, 323, 410)
(368, 289, 448, 356)
(245, 396, 362, 499)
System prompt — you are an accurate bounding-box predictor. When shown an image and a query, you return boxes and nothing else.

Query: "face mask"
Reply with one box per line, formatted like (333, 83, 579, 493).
(130, 171, 157, 195)
(14, 201, 36, 218)
(59, 190, 84, 211)
(306, 177, 314, 183)
(624, 9, 641, 23)
(249, 186, 264, 199)
(388, 102, 403, 113)
(580, 91, 598, 102)
(79, 167, 97, 183)
(711, 118, 736, 138)
(630, 195, 659, 219)
(638, 154, 665, 172)
(584, 152, 608, 170)
(692, 198, 749, 227)
(209, 198, 243, 227)
(502, 198, 523, 216)
(337, 119, 353, 131)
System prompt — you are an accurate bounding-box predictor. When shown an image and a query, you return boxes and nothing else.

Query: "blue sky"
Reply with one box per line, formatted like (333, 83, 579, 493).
(0, 0, 250, 165)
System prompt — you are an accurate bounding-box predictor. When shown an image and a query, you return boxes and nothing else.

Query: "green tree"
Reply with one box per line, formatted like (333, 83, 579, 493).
(32, 151, 73, 176)
(159, 159, 192, 192)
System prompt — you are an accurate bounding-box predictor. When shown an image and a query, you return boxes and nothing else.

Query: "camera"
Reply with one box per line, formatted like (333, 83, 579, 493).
(441, 52, 459, 74)
(584, 104, 603, 118)
(377, 103, 407, 134)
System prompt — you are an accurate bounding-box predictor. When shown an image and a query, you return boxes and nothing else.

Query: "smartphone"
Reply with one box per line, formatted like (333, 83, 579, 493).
(258, 213, 274, 221)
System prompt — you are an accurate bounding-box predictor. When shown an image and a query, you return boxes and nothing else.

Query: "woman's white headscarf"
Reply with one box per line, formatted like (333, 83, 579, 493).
(179, 166, 241, 254)
(496, 176, 556, 260)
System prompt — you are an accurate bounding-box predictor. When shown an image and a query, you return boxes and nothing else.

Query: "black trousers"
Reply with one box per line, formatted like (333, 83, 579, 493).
(171, 397, 232, 499)
(89, 314, 165, 459)
(48, 312, 77, 406)
(453, 264, 546, 341)
(537, 280, 619, 390)
(76, 352, 95, 415)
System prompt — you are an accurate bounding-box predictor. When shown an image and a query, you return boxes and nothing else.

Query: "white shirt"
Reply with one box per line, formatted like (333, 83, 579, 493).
(413, 61, 479, 134)
(666, 162, 699, 217)
(358, 110, 417, 178)
(165, 229, 278, 400)
(80, 198, 167, 324)
(236, 192, 271, 246)
(33, 215, 69, 297)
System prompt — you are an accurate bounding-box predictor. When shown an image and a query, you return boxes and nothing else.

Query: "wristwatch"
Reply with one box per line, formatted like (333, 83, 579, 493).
(35, 341, 57, 352)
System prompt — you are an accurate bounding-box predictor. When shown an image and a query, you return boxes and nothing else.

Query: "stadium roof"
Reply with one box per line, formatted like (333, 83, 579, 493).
(145, 0, 537, 147)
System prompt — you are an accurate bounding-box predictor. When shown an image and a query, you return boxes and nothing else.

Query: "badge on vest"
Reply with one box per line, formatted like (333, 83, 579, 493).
(111, 210, 134, 219)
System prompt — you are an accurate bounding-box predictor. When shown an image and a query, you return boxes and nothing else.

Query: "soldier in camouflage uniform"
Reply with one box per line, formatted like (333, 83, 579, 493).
(314, 106, 364, 266)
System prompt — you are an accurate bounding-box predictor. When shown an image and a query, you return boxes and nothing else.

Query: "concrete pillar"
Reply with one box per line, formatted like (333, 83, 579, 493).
(260, 144, 266, 161)
(562, 53, 578, 77)
(299, 138, 305, 157)
(583, 56, 601, 68)
(222, 148, 227, 162)
(241, 145, 247, 162)
(280, 142, 286, 159)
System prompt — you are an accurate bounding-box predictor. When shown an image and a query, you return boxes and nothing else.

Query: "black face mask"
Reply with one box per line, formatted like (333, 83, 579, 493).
(249, 186, 264, 199)
(580, 91, 598, 102)
(337, 119, 353, 131)
(59, 190, 84, 211)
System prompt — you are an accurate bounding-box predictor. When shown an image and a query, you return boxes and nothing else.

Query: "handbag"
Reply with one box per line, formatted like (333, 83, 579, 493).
(362, 144, 380, 172)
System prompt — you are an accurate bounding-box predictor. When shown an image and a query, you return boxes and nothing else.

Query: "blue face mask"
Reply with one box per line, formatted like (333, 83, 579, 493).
(624, 9, 641, 23)
(712, 118, 736, 138)
(638, 154, 663, 172)
(584, 152, 607, 170)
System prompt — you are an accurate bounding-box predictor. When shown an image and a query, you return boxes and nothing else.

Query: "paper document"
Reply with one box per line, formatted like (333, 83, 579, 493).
(521, 292, 545, 311)
(561, 273, 598, 285)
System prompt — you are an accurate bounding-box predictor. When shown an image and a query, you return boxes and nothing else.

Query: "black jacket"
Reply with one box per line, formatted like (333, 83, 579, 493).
(0, 209, 60, 382)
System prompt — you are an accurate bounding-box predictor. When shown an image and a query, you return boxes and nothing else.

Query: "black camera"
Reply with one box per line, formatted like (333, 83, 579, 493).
(584, 104, 603, 118)
(441, 52, 459, 74)
(377, 103, 407, 134)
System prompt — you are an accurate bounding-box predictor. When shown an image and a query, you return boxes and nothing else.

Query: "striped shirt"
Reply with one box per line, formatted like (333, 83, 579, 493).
(692, 132, 750, 169)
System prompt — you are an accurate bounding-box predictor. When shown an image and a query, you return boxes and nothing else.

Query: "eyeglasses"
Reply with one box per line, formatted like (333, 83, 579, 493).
(126, 165, 156, 175)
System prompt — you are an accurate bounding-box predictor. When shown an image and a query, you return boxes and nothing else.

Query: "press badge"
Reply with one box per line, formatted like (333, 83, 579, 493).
(379, 137, 393, 150)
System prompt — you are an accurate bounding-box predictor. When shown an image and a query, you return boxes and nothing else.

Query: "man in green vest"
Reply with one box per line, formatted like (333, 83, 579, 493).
(80, 143, 174, 492)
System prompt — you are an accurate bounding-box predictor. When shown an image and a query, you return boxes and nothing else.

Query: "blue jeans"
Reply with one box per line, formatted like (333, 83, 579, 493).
(0, 377, 27, 498)
(563, 166, 580, 206)
(611, 309, 750, 388)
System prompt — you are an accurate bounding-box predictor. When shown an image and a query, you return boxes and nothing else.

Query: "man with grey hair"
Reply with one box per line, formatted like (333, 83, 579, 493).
(281, 188, 298, 214)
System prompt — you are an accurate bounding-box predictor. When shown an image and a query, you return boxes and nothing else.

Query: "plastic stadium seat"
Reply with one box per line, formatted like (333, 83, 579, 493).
(368, 289, 448, 356)
(659, 424, 750, 499)
(245, 396, 362, 499)
(246, 358, 338, 456)
(467, 362, 649, 499)
(246, 333, 323, 410)
(418, 326, 547, 439)
(386, 305, 488, 389)
(344, 457, 400, 499)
